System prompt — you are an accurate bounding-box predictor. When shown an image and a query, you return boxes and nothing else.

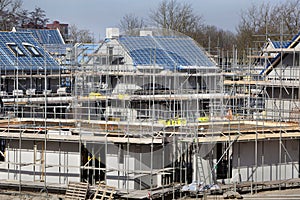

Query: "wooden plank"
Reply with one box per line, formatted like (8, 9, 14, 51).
(92, 184, 115, 200)
(65, 181, 89, 200)
(67, 185, 88, 190)
(197, 131, 300, 143)
(66, 191, 86, 195)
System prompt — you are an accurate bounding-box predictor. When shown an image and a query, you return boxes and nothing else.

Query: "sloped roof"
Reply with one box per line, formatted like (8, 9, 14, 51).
(118, 35, 215, 70)
(44, 44, 73, 55)
(260, 31, 300, 76)
(18, 29, 69, 56)
(0, 31, 60, 71)
(20, 29, 65, 45)
(271, 41, 290, 48)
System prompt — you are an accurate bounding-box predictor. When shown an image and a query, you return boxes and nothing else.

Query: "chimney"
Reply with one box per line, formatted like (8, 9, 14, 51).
(106, 28, 119, 39)
(140, 30, 152, 36)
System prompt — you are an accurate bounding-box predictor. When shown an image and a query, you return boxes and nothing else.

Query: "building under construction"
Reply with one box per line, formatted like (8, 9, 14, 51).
(0, 27, 300, 199)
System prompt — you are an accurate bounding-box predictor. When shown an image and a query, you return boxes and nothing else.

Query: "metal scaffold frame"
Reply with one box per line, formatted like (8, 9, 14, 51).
(1, 28, 300, 199)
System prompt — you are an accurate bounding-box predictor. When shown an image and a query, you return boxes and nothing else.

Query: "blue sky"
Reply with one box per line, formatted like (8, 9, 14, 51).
(23, 0, 286, 40)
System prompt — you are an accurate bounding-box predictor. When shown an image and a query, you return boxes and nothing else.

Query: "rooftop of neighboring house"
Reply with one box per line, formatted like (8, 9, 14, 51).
(17, 28, 73, 59)
(18, 28, 65, 45)
(270, 41, 291, 48)
(260, 31, 300, 76)
(0, 31, 60, 71)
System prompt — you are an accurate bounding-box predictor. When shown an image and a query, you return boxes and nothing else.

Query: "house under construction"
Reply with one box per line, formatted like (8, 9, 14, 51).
(0, 27, 300, 198)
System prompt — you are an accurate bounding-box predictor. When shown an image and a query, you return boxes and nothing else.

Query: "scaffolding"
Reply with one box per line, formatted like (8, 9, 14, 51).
(1, 28, 300, 199)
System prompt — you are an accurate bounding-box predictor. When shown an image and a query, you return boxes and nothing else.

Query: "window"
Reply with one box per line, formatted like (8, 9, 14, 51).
(6, 43, 25, 56)
(22, 42, 41, 57)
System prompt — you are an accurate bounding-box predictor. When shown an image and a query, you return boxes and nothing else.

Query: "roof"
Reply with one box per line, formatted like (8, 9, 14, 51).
(271, 41, 290, 48)
(17, 29, 71, 57)
(44, 44, 73, 55)
(118, 35, 215, 70)
(0, 31, 60, 71)
(19, 29, 65, 45)
(260, 31, 300, 76)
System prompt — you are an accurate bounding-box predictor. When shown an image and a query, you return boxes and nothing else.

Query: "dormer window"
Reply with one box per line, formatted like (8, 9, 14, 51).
(6, 43, 25, 56)
(23, 43, 41, 57)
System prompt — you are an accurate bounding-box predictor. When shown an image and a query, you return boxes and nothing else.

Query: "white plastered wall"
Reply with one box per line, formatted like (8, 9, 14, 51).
(0, 140, 80, 184)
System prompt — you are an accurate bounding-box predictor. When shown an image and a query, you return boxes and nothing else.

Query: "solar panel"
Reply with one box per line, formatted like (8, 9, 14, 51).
(0, 32, 60, 71)
(272, 41, 290, 48)
(37, 29, 64, 44)
(44, 44, 72, 55)
(0, 47, 14, 68)
(118, 35, 215, 70)
(20, 29, 64, 45)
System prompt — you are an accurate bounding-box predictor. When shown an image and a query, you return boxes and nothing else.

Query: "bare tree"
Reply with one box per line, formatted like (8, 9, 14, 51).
(149, 0, 203, 34)
(278, 0, 300, 35)
(0, 1, 51, 30)
(198, 25, 236, 53)
(237, 3, 272, 51)
(18, 9, 30, 28)
(68, 24, 93, 44)
(236, 0, 300, 53)
(119, 13, 145, 35)
(0, 0, 23, 30)
(28, 7, 49, 29)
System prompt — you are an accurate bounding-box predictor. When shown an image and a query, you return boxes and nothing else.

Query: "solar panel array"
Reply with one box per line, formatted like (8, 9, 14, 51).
(0, 32, 60, 71)
(272, 41, 290, 48)
(118, 35, 215, 70)
(44, 44, 73, 55)
(21, 29, 64, 45)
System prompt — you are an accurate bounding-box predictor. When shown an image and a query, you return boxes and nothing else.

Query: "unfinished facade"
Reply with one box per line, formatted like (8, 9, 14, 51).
(224, 32, 300, 185)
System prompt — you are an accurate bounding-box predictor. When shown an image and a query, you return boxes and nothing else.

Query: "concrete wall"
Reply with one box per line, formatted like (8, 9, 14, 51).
(105, 143, 172, 190)
(265, 99, 300, 122)
(0, 140, 80, 184)
(231, 139, 299, 183)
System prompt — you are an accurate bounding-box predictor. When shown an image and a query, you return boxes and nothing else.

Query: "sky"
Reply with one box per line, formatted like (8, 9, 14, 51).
(23, 0, 286, 41)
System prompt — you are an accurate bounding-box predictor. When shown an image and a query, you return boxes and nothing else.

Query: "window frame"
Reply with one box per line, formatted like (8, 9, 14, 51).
(6, 42, 25, 56)
(22, 42, 42, 57)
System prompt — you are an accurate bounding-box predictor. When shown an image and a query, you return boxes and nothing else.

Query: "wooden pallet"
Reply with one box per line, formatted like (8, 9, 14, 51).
(65, 181, 89, 200)
(92, 184, 115, 200)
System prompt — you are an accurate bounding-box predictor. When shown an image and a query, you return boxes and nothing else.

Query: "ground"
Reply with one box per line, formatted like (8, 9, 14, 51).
(182, 188, 300, 200)
(2, 188, 300, 200)
(0, 190, 64, 200)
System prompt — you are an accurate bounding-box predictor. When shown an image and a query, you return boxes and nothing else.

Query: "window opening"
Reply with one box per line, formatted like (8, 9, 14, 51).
(6, 43, 25, 56)
(22, 43, 41, 57)
(0, 140, 5, 162)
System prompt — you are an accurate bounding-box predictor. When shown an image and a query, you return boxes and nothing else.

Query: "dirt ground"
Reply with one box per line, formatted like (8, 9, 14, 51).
(2, 188, 300, 200)
(182, 188, 300, 200)
(0, 190, 64, 200)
